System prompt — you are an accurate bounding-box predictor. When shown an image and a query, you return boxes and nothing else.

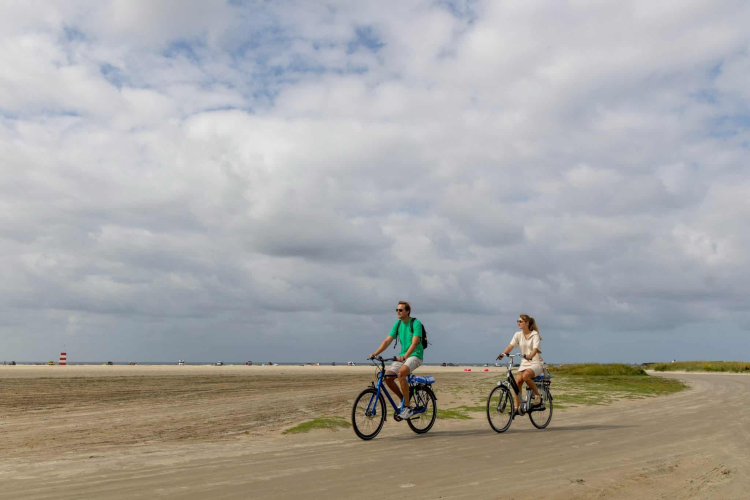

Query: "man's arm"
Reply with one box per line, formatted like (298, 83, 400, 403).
(369, 336, 395, 359)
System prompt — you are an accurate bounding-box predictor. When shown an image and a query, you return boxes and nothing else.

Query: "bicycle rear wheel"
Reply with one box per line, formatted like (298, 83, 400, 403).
(529, 385, 553, 429)
(406, 386, 437, 434)
(486, 385, 514, 433)
(352, 388, 386, 440)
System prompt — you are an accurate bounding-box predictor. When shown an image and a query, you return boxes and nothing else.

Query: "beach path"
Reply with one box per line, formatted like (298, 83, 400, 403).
(1, 370, 748, 499)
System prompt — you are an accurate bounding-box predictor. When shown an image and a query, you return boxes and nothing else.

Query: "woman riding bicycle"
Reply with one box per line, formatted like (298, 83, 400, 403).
(497, 314, 545, 413)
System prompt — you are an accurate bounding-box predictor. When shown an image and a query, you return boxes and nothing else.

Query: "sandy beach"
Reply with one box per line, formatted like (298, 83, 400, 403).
(2, 366, 749, 499)
(0, 364, 495, 458)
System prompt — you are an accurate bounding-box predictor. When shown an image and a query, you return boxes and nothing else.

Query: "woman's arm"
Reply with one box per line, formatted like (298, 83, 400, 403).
(497, 344, 514, 359)
(525, 348, 539, 360)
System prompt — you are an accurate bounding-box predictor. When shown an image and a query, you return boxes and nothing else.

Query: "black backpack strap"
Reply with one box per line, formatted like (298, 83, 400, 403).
(412, 317, 428, 348)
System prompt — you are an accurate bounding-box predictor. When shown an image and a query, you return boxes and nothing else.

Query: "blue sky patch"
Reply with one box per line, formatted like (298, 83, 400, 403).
(164, 39, 203, 62)
(347, 26, 385, 54)
(63, 26, 86, 42)
(100, 63, 127, 89)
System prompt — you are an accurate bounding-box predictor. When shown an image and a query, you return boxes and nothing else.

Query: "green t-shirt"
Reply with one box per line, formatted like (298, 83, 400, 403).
(389, 318, 424, 360)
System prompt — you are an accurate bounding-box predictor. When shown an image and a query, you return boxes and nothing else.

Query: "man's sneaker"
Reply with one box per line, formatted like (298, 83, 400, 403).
(400, 407, 414, 419)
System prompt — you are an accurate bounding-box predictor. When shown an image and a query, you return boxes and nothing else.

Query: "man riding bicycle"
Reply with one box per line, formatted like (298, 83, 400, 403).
(368, 301, 424, 419)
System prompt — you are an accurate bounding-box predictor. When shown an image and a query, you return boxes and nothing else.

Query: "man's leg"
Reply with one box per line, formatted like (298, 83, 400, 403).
(384, 371, 404, 402)
(398, 364, 412, 407)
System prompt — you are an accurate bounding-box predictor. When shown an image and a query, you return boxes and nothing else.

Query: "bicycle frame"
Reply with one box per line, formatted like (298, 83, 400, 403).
(499, 354, 522, 395)
(366, 357, 429, 418)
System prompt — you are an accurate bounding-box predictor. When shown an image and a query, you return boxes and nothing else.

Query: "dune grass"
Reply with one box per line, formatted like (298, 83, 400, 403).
(435, 364, 686, 416)
(546, 363, 686, 409)
(650, 361, 750, 373)
(282, 417, 351, 434)
(551, 363, 647, 376)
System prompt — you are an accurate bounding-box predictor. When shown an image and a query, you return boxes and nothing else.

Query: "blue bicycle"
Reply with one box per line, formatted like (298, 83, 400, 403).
(351, 356, 437, 440)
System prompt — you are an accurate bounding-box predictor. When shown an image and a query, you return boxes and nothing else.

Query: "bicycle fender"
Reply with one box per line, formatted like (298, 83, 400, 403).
(426, 386, 437, 401)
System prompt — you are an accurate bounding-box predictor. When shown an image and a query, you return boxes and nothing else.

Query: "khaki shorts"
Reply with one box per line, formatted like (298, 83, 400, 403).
(388, 356, 423, 374)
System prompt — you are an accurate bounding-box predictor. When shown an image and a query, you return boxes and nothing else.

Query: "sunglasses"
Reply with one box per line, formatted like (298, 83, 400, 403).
(517, 320, 524, 323)
(396, 308, 406, 312)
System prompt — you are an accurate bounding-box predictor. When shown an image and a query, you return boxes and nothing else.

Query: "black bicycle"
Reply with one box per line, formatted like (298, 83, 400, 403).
(351, 356, 437, 440)
(486, 353, 553, 433)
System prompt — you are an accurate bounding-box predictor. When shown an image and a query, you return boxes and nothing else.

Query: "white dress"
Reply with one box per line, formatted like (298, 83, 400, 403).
(510, 330, 544, 376)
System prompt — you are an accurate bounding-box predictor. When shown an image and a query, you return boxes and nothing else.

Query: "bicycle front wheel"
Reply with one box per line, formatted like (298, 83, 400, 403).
(406, 386, 437, 434)
(487, 385, 514, 433)
(529, 386, 553, 429)
(352, 388, 386, 440)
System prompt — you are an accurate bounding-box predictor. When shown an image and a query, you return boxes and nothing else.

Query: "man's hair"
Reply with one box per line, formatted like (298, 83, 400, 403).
(398, 301, 411, 314)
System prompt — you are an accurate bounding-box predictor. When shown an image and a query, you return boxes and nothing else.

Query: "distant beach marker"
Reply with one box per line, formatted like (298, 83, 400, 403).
(59, 349, 67, 366)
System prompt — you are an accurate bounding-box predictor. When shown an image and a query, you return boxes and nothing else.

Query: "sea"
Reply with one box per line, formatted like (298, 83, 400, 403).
(5, 361, 494, 367)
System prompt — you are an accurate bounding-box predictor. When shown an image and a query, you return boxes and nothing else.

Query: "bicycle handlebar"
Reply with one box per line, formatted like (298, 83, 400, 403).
(368, 356, 398, 362)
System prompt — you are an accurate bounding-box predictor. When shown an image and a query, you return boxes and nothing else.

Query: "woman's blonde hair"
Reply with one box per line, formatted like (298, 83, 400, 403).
(520, 314, 542, 339)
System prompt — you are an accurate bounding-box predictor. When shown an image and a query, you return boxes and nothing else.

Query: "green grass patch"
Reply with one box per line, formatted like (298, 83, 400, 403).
(437, 408, 473, 419)
(550, 374, 686, 408)
(454, 405, 485, 412)
(551, 363, 647, 376)
(435, 367, 686, 415)
(650, 361, 750, 373)
(282, 417, 351, 434)
(437, 405, 486, 420)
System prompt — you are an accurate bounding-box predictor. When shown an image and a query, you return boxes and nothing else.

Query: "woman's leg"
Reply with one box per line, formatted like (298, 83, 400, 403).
(514, 371, 527, 410)
(522, 369, 541, 404)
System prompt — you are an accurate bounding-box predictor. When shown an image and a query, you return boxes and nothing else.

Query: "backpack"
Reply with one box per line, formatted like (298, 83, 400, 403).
(393, 318, 429, 350)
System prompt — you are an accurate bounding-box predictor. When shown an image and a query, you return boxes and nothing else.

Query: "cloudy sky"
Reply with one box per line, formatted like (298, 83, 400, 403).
(1, 1, 749, 364)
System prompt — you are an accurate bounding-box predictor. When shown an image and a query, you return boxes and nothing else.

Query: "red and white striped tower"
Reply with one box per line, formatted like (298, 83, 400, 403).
(59, 347, 67, 366)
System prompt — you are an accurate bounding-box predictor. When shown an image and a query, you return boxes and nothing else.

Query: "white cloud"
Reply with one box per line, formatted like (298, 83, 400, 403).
(1, 0, 749, 362)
